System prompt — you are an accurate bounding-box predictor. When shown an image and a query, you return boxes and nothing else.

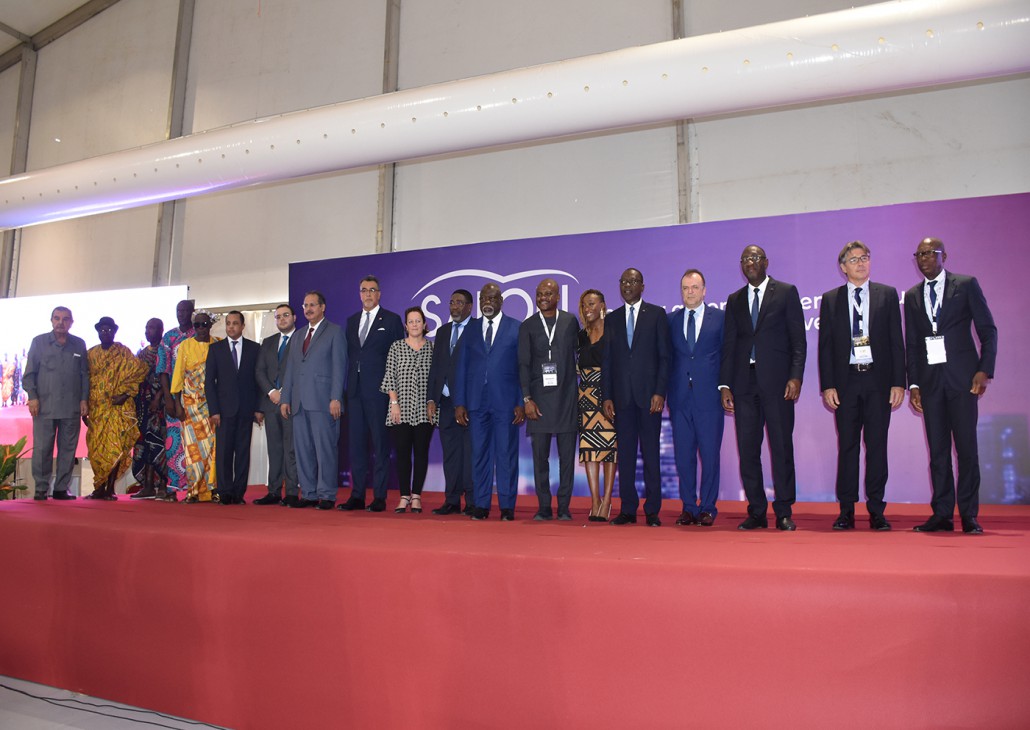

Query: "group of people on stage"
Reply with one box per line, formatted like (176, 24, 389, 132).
(22, 236, 997, 534)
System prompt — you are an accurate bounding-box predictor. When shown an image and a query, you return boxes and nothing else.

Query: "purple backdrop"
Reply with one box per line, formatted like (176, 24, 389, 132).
(290, 192, 1028, 505)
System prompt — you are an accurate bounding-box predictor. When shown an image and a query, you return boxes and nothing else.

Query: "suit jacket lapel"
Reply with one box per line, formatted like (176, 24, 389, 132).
(756, 280, 775, 330)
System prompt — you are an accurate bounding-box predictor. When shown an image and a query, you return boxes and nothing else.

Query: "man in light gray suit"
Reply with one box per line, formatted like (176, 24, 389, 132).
(255, 304, 299, 506)
(280, 291, 347, 510)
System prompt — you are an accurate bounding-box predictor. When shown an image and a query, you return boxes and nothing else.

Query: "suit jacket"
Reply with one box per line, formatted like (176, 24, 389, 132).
(518, 311, 579, 433)
(818, 282, 905, 395)
(205, 337, 260, 419)
(346, 307, 405, 398)
(903, 272, 997, 394)
(720, 277, 806, 394)
(667, 305, 725, 413)
(281, 319, 347, 413)
(427, 319, 470, 403)
(453, 315, 522, 413)
(256, 330, 295, 415)
(601, 301, 669, 409)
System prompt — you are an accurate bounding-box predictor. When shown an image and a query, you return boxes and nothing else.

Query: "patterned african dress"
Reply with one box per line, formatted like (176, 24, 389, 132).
(171, 337, 218, 501)
(577, 328, 616, 463)
(86, 343, 149, 488)
(157, 326, 193, 490)
(132, 344, 167, 490)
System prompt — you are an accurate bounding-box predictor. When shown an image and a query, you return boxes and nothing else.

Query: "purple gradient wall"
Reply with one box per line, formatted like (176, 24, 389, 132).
(291, 193, 1029, 505)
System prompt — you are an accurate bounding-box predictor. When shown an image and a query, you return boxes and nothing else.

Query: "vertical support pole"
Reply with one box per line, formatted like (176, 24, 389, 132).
(376, 0, 401, 253)
(1, 45, 37, 297)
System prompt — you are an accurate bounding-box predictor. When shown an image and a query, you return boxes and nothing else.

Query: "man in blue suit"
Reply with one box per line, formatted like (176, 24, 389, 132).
(280, 291, 347, 510)
(454, 282, 526, 521)
(602, 268, 670, 527)
(205, 310, 263, 505)
(668, 270, 725, 527)
(337, 275, 405, 513)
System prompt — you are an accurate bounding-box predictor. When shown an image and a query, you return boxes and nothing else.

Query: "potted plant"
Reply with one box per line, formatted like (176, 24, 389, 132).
(0, 435, 30, 500)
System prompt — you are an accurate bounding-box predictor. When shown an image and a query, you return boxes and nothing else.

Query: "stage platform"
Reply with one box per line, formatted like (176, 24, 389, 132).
(2, 494, 1029, 729)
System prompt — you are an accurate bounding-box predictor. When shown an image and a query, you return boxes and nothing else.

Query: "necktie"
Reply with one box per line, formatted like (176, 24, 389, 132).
(928, 281, 937, 310)
(687, 309, 696, 354)
(485, 318, 494, 349)
(302, 327, 313, 355)
(853, 287, 863, 337)
(450, 322, 460, 354)
(277, 335, 288, 362)
(627, 305, 635, 348)
(750, 287, 760, 361)
(231, 340, 239, 369)
(359, 311, 371, 346)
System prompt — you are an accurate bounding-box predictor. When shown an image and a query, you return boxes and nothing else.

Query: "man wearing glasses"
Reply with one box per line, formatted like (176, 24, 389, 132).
(720, 246, 807, 531)
(817, 242, 905, 531)
(904, 238, 997, 534)
(338, 276, 405, 513)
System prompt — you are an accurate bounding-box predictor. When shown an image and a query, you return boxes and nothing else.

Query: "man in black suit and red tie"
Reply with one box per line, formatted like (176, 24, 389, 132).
(337, 275, 405, 513)
(818, 241, 905, 531)
(720, 245, 807, 531)
(205, 310, 263, 505)
(904, 237, 997, 534)
(602, 267, 669, 527)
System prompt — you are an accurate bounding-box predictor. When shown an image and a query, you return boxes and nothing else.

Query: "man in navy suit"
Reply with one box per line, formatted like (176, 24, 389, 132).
(205, 310, 262, 505)
(602, 267, 670, 527)
(280, 291, 347, 510)
(904, 237, 997, 534)
(668, 269, 725, 527)
(818, 242, 905, 531)
(337, 275, 405, 513)
(720, 245, 807, 531)
(454, 282, 525, 521)
(426, 289, 474, 516)
(254, 304, 299, 506)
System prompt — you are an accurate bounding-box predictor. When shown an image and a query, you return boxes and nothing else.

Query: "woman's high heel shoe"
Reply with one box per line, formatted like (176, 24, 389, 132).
(395, 495, 411, 513)
(410, 494, 422, 513)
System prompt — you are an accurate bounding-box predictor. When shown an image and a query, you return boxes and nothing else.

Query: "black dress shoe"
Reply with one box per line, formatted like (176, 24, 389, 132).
(645, 513, 661, 527)
(610, 513, 637, 525)
(698, 512, 716, 527)
(292, 497, 318, 509)
(33, 493, 47, 500)
(366, 498, 386, 512)
(316, 500, 335, 510)
(961, 517, 984, 534)
(737, 515, 768, 530)
(462, 505, 475, 516)
(557, 511, 573, 521)
(776, 516, 797, 531)
(254, 493, 282, 505)
(52, 491, 76, 500)
(869, 514, 892, 531)
(282, 495, 300, 508)
(470, 507, 489, 520)
(433, 502, 461, 515)
(913, 516, 954, 532)
(533, 511, 553, 521)
(500, 509, 515, 521)
(336, 497, 365, 511)
(832, 514, 855, 530)
(675, 511, 697, 526)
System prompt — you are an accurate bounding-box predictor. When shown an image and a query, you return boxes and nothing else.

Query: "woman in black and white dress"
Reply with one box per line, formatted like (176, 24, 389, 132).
(381, 306, 438, 513)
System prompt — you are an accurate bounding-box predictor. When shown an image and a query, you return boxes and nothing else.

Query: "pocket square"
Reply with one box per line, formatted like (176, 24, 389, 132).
(376, 327, 385, 331)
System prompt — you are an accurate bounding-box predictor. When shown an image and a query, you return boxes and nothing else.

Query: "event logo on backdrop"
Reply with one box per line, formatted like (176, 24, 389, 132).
(291, 193, 1029, 506)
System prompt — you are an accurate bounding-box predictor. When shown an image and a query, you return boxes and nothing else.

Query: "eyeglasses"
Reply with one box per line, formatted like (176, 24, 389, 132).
(845, 255, 871, 265)
(619, 278, 643, 286)
(360, 287, 379, 294)
(192, 321, 212, 328)
(914, 250, 942, 260)
(273, 313, 293, 320)
(740, 255, 766, 264)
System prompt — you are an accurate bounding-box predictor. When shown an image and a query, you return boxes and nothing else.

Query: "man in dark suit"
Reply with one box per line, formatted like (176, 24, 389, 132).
(254, 304, 299, 506)
(602, 267, 669, 527)
(454, 282, 525, 521)
(205, 310, 262, 505)
(720, 245, 807, 531)
(904, 237, 997, 534)
(519, 278, 580, 521)
(818, 241, 905, 531)
(337, 275, 405, 513)
(426, 289, 474, 516)
(280, 291, 347, 510)
(668, 269, 725, 527)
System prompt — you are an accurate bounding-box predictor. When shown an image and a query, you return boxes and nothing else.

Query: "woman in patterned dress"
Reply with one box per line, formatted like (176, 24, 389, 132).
(171, 312, 219, 503)
(381, 306, 438, 514)
(577, 289, 617, 521)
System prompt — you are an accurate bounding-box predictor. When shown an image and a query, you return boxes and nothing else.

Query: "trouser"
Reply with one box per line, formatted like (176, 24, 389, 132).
(31, 416, 80, 495)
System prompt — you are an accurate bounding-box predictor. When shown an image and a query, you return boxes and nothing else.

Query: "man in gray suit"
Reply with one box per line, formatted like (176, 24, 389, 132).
(24, 306, 90, 500)
(519, 278, 580, 520)
(255, 304, 299, 506)
(280, 291, 347, 510)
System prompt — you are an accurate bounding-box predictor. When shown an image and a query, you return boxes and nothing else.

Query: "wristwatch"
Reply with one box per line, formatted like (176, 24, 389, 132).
(523, 396, 532, 403)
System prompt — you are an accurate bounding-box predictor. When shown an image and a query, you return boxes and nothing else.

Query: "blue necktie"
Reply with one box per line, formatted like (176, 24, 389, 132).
(750, 287, 759, 361)
(232, 340, 239, 369)
(450, 323, 460, 354)
(928, 281, 937, 309)
(485, 318, 494, 350)
(627, 305, 635, 348)
(275, 335, 288, 388)
(686, 309, 696, 354)
(853, 287, 863, 337)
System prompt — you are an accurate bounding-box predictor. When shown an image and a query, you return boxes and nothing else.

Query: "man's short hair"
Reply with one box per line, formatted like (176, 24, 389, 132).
(452, 289, 473, 305)
(226, 310, 245, 325)
(361, 275, 380, 287)
(305, 290, 326, 306)
(681, 269, 707, 286)
(838, 240, 871, 265)
(51, 306, 72, 319)
(275, 303, 294, 315)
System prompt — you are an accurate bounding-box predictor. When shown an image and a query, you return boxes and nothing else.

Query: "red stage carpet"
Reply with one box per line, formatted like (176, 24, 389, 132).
(2, 495, 1029, 729)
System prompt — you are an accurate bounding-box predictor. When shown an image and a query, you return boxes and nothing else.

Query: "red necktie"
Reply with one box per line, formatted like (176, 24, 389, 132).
(302, 327, 313, 355)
